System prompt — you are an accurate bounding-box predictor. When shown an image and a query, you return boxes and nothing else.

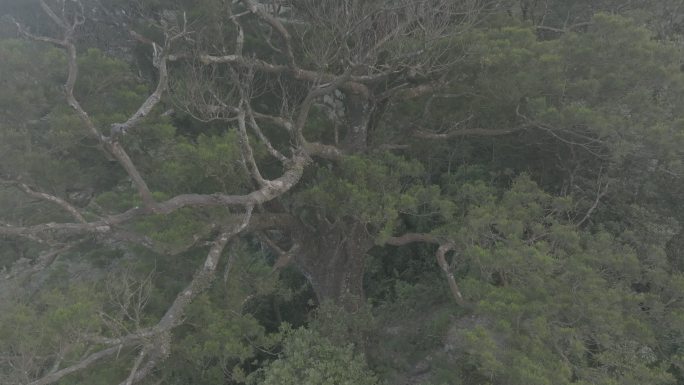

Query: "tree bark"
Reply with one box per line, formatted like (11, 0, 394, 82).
(293, 221, 374, 310)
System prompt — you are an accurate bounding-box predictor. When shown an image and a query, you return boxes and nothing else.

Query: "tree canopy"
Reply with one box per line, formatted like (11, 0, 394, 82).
(0, 1, 683, 384)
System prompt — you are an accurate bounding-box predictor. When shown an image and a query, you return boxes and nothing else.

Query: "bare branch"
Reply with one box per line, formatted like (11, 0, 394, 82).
(117, 338, 169, 385)
(303, 141, 345, 161)
(241, 0, 296, 67)
(236, 106, 269, 187)
(384, 233, 466, 305)
(24, 3, 160, 209)
(245, 107, 289, 163)
(155, 206, 254, 331)
(121, 348, 147, 385)
(107, 226, 216, 256)
(23, 4, 193, 212)
(39, 0, 69, 31)
(10, 16, 66, 46)
(191, 54, 371, 97)
(28, 345, 123, 385)
(384, 232, 441, 246)
(2, 242, 81, 281)
(251, 111, 294, 132)
(27, 208, 253, 385)
(0, 185, 302, 241)
(0, 178, 86, 223)
(516, 107, 608, 158)
(109, 30, 172, 137)
(413, 125, 527, 139)
(258, 232, 299, 272)
(576, 174, 610, 227)
(436, 243, 466, 306)
(379, 78, 448, 100)
(294, 69, 354, 141)
(104, 143, 157, 209)
(228, 7, 245, 56)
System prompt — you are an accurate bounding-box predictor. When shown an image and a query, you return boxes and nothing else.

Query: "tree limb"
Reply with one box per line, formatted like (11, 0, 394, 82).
(413, 126, 526, 139)
(26, 2, 192, 211)
(241, 0, 296, 67)
(576, 176, 610, 227)
(294, 69, 354, 142)
(258, 232, 299, 272)
(27, 208, 253, 385)
(384, 232, 441, 246)
(121, 348, 147, 385)
(435, 243, 466, 306)
(0, 198, 296, 241)
(0, 178, 86, 223)
(384, 233, 466, 305)
(236, 106, 269, 187)
(245, 106, 289, 164)
(2, 242, 81, 281)
(186, 54, 371, 97)
(28, 345, 123, 385)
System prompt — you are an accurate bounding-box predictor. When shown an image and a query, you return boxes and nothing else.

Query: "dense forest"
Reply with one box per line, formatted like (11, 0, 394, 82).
(0, 0, 683, 384)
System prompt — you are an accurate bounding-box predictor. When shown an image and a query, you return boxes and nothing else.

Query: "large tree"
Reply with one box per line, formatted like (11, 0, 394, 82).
(1, 0, 683, 384)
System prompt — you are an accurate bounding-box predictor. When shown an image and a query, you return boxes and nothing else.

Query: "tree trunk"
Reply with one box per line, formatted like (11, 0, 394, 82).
(294, 94, 377, 308)
(293, 221, 374, 310)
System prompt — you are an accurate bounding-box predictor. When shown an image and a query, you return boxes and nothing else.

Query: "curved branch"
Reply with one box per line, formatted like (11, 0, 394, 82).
(121, 348, 147, 385)
(576, 175, 610, 227)
(236, 106, 268, 187)
(413, 126, 526, 139)
(110, 31, 171, 136)
(435, 243, 466, 306)
(245, 107, 289, 163)
(241, 0, 296, 67)
(27, 209, 253, 385)
(251, 111, 294, 132)
(24, 4, 183, 210)
(379, 78, 447, 100)
(258, 232, 299, 272)
(304, 141, 345, 161)
(192, 54, 371, 97)
(515, 107, 607, 158)
(0, 178, 86, 223)
(294, 70, 354, 142)
(384, 233, 466, 305)
(384, 232, 440, 246)
(0, 182, 301, 240)
(39, 0, 69, 31)
(2, 242, 81, 282)
(27, 346, 119, 385)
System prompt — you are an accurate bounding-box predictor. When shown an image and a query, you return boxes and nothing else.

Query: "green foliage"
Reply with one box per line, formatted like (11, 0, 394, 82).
(152, 131, 250, 194)
(294, 152, 453, 240)
(249, 326, 381, 385)
(0, 270, 106, 384)
(1, 2, 684, 385)
(309, 300, 377, 349)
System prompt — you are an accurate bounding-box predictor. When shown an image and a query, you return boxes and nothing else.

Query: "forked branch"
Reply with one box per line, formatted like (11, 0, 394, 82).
(27, 207, 253, 385)
(18, 0, 181, 210)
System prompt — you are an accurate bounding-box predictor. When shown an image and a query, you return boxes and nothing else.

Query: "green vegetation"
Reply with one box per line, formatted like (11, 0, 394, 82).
(0, 1, 683, 384)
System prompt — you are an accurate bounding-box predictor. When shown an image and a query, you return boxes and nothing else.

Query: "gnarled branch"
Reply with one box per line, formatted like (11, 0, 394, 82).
(385, 233, 466, 305)
(27, 208, 253, 385)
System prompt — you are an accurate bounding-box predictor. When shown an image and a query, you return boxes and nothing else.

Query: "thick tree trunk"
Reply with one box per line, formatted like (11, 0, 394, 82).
(293, 221, 374, 310)
(293, 94, 377, 308)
